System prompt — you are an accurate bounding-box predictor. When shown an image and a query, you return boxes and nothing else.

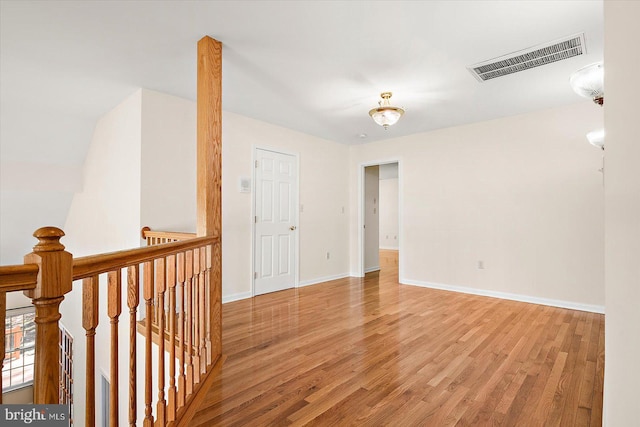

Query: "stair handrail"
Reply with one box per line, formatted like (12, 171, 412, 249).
(1, 226, 221, 426)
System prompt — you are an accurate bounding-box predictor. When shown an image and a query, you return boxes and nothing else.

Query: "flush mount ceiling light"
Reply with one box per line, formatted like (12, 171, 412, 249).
(570, 62, 604, 105)
(369, 92, 404, 129)
(587, 129, 605, 150)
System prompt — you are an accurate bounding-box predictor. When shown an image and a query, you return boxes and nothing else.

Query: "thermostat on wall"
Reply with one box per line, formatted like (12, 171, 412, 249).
(239, 177, 251, 193)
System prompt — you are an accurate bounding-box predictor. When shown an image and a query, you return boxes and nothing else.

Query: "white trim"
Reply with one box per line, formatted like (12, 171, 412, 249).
(364, 266, 380, 273)
(358, 158, 403, 279)
(402, 278, 605, 314)
(222, 291, 253, 304)
(251, 146, 300, 297)
(224, 274, 351, 302)
(298, 273, 351, 288)
(251, 148, 257, 297)
(379, 246, 399, 251)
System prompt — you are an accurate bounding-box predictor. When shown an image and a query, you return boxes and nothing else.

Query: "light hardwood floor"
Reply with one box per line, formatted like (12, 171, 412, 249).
(192, 251, 604, 426)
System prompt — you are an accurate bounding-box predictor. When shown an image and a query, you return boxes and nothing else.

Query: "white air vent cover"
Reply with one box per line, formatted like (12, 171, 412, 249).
(468, 33, 586, 82)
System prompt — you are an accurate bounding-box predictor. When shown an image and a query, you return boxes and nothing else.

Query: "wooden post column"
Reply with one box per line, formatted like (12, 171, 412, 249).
(197, 35, 222, 238)
(197, 35, 223, 360)
(23, 227, 73, 404)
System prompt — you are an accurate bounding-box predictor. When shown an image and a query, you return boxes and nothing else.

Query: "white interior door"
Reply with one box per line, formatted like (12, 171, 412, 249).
(254, 149, 298, 295)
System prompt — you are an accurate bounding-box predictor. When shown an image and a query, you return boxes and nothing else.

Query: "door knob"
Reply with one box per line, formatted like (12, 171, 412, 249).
(290, 226, 297, 231)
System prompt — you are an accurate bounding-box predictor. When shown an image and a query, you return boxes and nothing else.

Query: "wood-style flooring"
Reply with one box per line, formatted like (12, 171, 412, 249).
(192, 251, 604, 426)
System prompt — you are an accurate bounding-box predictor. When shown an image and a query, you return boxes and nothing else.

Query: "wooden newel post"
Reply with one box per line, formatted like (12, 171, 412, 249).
(23, 227, 73, 404)
(197, 35, 223, 365)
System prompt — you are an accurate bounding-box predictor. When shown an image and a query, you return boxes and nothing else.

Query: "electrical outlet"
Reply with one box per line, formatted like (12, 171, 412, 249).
(478, 260, 484, 269)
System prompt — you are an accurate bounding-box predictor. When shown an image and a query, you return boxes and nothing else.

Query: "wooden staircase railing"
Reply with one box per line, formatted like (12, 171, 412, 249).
(0, 226, 222, 426)
(138, 228, 199, 354)
(141, 227, 196, 246)
(0, 263, 39, 404)
(1, 33, 223, 426)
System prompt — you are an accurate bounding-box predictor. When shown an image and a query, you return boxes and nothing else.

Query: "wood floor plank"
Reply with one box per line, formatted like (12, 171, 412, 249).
(590, 320, 605, 427)
(191, 252, 604, 426)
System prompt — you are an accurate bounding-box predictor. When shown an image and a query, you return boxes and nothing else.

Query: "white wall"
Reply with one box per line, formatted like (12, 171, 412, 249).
(350, 102, 604, 311)
(379, 177, 399, 250)
(0, 191, 75, 309)
(61, 90, 143, 426)
(604, 2, 640, 425)
(364, 165, 379, 272)
(133, 91, 352, 302)
(141, 90, 197, 233)
(77, 89, 352, 302)
(222, 111, 350, 299)
(59, 89, 196, 426)
(0, 164, 82, 276)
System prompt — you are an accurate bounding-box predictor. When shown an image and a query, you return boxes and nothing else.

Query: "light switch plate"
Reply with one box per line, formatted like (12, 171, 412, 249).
(239, 177, 251, 193)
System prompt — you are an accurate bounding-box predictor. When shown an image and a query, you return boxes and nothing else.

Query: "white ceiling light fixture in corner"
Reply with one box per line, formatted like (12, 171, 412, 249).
(369, 92, 405, 130)
(587, 129, 605, 150)
(570, 62, 604, 105)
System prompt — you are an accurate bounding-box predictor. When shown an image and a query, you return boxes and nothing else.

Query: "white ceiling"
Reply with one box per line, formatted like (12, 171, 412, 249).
(1, 1, 603, 156)
(0, 0, 603, 262)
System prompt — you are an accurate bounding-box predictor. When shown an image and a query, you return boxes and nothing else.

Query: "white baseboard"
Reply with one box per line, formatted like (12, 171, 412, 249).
(402, 278, 605, 314)
(222, 274, 351, 303)
(222, 291, 252, 304)
(379, 246, 399, 251)
(298, 273, 350, 288)
(364, 266, 380, 273)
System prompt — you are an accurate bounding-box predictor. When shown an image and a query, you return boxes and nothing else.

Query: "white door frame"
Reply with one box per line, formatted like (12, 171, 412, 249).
(251, 146, 300, 296)
(358, 158, 403, 279)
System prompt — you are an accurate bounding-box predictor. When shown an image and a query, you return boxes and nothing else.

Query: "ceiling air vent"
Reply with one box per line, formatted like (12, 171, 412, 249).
(468, 33, 586, 82)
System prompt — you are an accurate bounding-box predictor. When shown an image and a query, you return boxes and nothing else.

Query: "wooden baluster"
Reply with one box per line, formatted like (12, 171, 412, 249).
(185, 250, 194, 396)
(23, 227, 73, 404)
(199, 247, 207, 373)
(58, 328, 61, 403)
(205, 244, 213, 366)
(212, 241, 222, 358)
(153, 270, 159, 326)
(0, 291, 5, 403)
(167, 254, 177, 422)
(176, 252, 186, 407)
(143, 261, 154, 427)
(192, 247, 201, 384)
(107, 270, 121, 427)
(155, 258, 167, 425)
(83, 275, 99, 427)
(127, 265, 139, 427)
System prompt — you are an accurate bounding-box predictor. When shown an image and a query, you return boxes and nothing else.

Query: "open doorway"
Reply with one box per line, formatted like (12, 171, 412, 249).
(378, 163, 399, 276)
(361, 161, 399, 279)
